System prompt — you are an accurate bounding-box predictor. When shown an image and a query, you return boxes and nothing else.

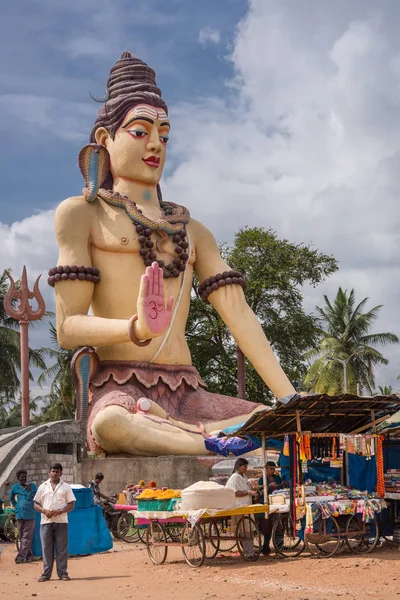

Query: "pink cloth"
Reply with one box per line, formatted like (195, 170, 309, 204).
(86, 360, 259, 454)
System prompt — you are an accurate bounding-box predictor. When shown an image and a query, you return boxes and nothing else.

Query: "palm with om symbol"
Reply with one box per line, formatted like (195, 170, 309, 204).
(133, 262, 175, 340)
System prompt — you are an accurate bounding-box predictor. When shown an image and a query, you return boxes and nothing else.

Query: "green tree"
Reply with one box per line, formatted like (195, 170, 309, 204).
(186, 227, 338, 404)
(36, 323, 75, 422)
(377, 385, 394, 395)
(304, 288, 399, 394)
(0, 270, 48, 426)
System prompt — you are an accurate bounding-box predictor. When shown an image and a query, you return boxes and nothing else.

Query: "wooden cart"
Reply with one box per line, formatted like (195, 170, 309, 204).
(133, 504, 268, 567)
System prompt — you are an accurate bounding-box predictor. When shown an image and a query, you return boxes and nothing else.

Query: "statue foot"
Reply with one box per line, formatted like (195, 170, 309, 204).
(92, 405, 208, 456)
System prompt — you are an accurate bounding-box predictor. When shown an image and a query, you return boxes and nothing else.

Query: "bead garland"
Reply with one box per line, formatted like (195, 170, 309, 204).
(198, 270, 246, 303)
(135, 208, 189, 279)
(47, 265, 100, 287)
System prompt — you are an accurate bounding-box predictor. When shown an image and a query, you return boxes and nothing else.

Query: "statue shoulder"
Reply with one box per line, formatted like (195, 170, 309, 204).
(188, 218, 217, 246)
(55, 196, 94, 242)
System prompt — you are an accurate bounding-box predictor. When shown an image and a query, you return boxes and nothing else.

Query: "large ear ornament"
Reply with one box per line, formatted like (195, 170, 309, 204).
(78, 144, 110, 203)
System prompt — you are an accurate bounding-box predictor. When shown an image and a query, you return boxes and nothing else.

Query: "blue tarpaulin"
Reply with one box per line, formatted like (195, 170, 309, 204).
(32, 488, 112, 557)
(347, 454, 377, 493)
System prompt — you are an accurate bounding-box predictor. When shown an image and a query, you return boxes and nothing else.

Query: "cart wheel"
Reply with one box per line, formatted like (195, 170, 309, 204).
(4, 515, 17, 543)
(236, 516, 261, 562)
(306, 515, 341, 558)
(181, 523, 206, 568)
(273, 514, 305, 558)
(146, 522, 168, 565)
(203, 522, 220, 559)
(345, 514, 379, 554)
(117, 512, 139, 543)
(216, 520, 237, 552)
(138, 524, 148, 543)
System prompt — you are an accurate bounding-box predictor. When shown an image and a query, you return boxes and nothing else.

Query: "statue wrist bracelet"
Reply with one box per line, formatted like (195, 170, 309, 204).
(128, 315, 152, 347)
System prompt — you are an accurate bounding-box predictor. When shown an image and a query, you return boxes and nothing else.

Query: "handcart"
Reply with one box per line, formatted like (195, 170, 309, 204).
(133, 504, 268, 567)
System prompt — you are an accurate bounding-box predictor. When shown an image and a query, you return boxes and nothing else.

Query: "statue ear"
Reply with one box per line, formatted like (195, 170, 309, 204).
(78, 144, 111, 203)
(94, 127, 109, 147)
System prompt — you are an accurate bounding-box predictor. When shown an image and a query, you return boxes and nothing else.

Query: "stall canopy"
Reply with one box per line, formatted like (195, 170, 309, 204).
(229, 393, 400, 438)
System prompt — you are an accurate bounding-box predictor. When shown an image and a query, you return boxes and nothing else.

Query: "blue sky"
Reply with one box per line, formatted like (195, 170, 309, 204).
(1, 0, 399, 395)
(1, 0, 247, 224)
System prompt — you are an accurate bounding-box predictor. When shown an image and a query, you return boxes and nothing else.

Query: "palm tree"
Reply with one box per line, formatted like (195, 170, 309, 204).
(304, 288, 399, 395)
(36, 323, 75, 421)
(377, 385, 394, 395)
(0, 270, 49, 423)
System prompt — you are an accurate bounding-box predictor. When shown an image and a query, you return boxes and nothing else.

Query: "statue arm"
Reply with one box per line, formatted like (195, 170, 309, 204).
(191, 220, 295, 398)
(54, 197, 132, 349)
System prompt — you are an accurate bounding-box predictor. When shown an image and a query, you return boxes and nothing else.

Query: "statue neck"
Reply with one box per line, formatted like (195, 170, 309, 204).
(112, 177, 160, 210)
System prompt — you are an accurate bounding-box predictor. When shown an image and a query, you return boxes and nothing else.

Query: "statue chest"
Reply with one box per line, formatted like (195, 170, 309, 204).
(90, 202, 195, 265)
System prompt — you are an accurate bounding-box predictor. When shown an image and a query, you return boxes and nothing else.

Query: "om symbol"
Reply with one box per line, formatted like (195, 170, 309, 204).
(148, 301, 164, 320)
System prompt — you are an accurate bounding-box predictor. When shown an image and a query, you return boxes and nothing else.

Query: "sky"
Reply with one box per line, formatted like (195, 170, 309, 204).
(1, 0, 399, 396)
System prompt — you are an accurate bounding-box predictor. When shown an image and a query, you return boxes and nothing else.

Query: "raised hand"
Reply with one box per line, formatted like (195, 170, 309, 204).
(131, 262, 175, 341)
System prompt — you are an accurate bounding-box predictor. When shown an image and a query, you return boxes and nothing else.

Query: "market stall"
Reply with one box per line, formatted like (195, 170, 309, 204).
(227, 393, 400, 558)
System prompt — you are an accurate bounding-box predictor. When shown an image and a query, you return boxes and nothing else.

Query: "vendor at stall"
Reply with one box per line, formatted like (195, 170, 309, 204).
(258, 461, 286, 502)
(225, 458, 258, 558)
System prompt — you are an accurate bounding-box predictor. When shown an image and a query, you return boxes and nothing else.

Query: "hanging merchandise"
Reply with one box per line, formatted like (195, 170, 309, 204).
(339, 434, 377, 457)
(376, 435, 385, 498)
(283, 435, 290, 457)
(298, 434, 307, 462)
(304, 434, 312, 461)
(331, 437, 337, 461)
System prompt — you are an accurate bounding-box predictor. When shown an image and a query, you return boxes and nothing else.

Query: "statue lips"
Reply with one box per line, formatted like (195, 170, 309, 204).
(142, 156, 160, 168)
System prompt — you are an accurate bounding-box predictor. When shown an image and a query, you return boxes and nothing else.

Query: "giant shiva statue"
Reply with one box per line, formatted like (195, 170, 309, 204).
(49, 52, 295, 455)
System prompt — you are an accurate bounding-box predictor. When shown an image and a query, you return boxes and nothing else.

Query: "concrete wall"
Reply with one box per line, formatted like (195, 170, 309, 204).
(0, 421, 85, 501)
(24, 445, 80, 488)
(81, 456, 215, 496)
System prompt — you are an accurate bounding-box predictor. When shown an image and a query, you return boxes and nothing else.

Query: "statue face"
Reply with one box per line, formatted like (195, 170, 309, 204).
(97, 104, 170, 186)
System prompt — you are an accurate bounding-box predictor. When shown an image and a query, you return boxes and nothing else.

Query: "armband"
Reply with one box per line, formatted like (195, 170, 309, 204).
(47, 265, 100, 287)
(198, 270, 246, 303)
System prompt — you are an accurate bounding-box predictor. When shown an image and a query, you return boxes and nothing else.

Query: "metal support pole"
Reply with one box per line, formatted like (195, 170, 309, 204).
(343, 361, 347, 394)
(261, 432, 268, 511)
(20, 320, 30, 426)
(237, 346, 246, 399)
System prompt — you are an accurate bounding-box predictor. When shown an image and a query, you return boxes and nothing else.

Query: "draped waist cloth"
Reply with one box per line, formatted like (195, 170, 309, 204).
(86, 360, 258, 454)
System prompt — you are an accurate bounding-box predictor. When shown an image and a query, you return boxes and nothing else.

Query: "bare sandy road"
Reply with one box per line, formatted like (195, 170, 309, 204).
(1, 540, 399, 600)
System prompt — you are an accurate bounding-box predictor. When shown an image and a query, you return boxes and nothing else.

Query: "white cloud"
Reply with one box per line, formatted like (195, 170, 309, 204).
(164, 0, 400, 387)
(0, 94, 93, 141)
(199, 27, 221, 47)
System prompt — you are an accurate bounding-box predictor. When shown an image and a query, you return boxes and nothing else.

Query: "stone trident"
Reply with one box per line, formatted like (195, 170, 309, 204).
(3, 266, 46, 426)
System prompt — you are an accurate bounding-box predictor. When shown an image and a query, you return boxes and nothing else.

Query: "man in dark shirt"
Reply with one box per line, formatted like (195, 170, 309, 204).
(10, 469, 37, 563)
(88, 473, 108, 505)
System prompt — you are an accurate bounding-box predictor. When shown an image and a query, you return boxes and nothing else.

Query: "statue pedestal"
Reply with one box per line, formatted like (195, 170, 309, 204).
(81, 455, 223, 495)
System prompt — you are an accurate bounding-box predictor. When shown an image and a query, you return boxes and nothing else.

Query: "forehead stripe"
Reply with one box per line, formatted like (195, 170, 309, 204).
(133, 107, 169, 120)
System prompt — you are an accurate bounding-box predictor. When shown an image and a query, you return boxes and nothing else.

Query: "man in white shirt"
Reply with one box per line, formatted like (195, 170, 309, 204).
(34, 463, 76, 582)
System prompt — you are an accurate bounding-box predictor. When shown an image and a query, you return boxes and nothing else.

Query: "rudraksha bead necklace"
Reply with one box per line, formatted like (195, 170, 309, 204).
(135, 204, 189, 279)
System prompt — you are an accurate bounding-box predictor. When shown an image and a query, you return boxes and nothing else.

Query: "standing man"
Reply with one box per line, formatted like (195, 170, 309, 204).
(34, 463, 76, 582)
(9, 469, 37, 563)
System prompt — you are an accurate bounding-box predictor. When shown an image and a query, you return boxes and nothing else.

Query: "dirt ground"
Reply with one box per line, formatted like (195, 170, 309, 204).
(1, 539, 400, 600)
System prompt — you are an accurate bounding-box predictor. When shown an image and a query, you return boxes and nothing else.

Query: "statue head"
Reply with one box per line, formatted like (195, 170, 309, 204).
(89, 52, 169, 191)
